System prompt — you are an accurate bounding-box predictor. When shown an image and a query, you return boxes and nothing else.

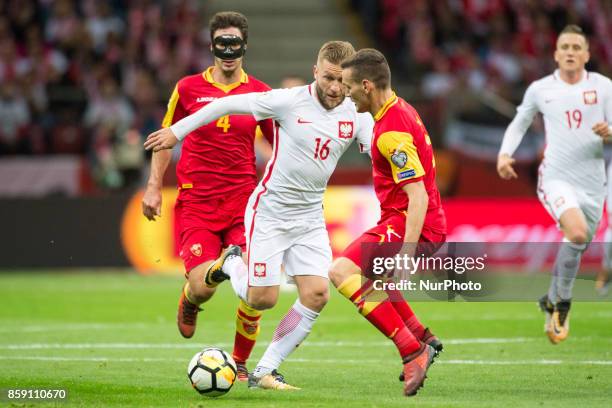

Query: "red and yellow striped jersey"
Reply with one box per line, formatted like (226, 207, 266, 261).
(163, 67, 273, 201)
(371, 93, 446, 234)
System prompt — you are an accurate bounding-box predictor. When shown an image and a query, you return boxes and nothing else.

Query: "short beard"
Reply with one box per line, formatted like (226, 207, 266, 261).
(315, 83, 343, 110)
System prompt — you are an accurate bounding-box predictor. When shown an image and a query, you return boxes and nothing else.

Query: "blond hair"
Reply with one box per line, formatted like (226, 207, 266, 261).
(558, 24, 589, 47)
(317, 41, 355, 65)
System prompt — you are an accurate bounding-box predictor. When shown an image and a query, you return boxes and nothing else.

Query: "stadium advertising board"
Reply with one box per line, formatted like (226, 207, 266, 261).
(120, 187, 608, 274)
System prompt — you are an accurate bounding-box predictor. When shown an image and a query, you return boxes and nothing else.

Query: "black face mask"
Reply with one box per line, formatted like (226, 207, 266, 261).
(212, 35, 246, 60)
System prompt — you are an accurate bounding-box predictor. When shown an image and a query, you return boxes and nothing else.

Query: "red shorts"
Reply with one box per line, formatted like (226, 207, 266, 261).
(341, 214, 446, 275)
(175, 191, 250, 274)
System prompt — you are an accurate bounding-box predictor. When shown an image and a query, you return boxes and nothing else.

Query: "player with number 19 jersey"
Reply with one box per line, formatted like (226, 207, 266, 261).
(500, 70, 612, 235)
(163, 67, 273, 271)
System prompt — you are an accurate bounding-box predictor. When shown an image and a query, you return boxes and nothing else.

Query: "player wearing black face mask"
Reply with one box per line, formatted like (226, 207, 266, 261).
(213, 34, 247, 60)
(207, 14, 249, 81)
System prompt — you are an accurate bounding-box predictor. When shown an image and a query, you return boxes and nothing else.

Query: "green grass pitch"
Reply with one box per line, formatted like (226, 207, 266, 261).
(0, 271, 610, 407)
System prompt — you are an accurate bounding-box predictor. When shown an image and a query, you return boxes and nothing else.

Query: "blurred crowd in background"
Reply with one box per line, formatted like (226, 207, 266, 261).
(354, 0, 611, 106)
(0, 0, 610, 192)
(0, 0, 212, 189)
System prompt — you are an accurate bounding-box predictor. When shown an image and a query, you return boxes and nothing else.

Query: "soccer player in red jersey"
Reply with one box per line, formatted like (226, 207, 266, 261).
(141, 12, 273, 381)
(331, 49, 447, 396)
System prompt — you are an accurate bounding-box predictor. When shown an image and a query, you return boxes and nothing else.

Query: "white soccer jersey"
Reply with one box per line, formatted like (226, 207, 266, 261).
(500, 70, 612, 193)
(245, 83, 373, 219)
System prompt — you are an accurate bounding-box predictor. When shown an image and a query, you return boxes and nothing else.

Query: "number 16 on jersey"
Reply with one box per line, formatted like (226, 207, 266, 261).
(314, 137, 330, 160)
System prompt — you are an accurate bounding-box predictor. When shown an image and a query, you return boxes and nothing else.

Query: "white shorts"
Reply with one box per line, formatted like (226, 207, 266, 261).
(244, 209, 332, 287)
(537, 178, 604, 239)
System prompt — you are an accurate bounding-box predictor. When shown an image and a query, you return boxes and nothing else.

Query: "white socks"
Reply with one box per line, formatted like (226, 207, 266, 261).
(223, 258, 321, 377)
(223, 255, 248, 302)
(549, 240, 586, 302)
(254, 299, 319, 376)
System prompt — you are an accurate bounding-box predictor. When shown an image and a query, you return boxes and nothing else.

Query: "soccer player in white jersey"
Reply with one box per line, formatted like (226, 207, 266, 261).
(145, 41, 374, 389)
(497, 25, 612, 344)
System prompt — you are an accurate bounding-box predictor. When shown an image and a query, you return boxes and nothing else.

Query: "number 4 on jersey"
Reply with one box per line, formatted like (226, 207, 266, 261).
(216, 115, 231, 133)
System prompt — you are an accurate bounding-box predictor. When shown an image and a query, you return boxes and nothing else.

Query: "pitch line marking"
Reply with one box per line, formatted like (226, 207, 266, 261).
(0, 323, 152, 333)
(0, 356, 610, 365)
(0, 338, 538, 350)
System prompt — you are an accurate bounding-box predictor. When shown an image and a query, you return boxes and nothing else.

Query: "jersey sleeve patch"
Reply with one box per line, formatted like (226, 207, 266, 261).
(161, 85, 180, 128)
(377, 131, 425, 183)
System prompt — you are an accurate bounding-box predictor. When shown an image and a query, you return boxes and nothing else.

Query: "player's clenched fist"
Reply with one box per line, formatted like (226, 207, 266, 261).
(142, 185, 162, 221)
(592, 122, 612, 139)
(497, 153, 518, 180)
(144, 128, 179, 151)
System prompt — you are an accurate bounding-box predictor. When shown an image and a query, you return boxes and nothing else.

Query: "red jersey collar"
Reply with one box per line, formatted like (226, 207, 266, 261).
(203, 66, 248, 93)
(374, 92, 398, 121)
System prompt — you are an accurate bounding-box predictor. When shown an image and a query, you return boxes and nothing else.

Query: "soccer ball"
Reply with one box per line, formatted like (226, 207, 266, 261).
(187, 347, 237, 397)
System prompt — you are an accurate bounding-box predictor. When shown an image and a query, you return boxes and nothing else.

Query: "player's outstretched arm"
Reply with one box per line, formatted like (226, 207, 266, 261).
(143, 93, 258, 151)
(170, 94, 254, 140)
(144, 128, 180, 152)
